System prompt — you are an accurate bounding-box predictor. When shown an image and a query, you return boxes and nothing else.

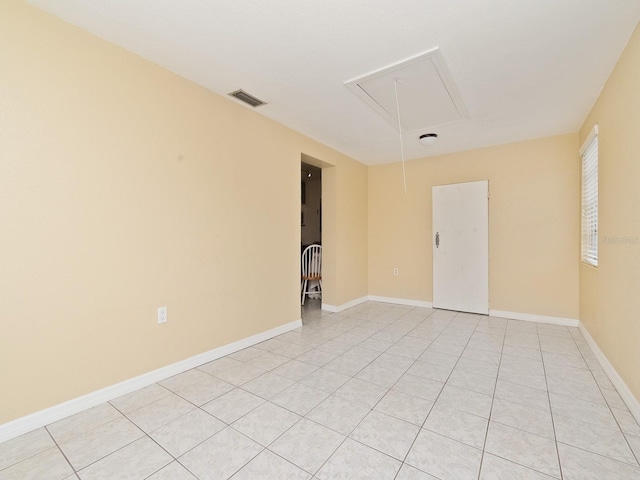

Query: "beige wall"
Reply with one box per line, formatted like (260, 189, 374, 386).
(0, 1, 367, 424)
(369, 135, 580, 319)
(579, 23, 640, 400)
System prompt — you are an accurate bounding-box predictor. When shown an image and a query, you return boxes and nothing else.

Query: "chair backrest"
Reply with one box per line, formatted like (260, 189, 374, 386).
(301, 244, 322, 278)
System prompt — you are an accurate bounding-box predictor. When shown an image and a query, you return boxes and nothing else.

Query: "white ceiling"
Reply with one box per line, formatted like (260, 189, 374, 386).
(28, 0, 640, 165)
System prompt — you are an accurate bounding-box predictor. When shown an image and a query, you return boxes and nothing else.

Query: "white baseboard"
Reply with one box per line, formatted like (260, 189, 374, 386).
(579, 322, 640, 425)
(489, 309, 579, 327)
(322, 296, 368, 313)
(325, 297, 577, 326)
(0, 318, 302, 444)
(320, 303, 339, 313)
(323, 296, 434, 312)
(368, 296, 433, 308)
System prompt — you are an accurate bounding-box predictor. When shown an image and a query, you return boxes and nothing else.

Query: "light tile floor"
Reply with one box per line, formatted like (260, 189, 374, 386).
(2, 301, 640, 479)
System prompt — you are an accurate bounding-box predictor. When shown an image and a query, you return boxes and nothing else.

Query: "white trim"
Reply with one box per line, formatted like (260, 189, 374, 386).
(320, 303, 338, 313)
(579, 124, 599, 156)
(326, 297, 576, 325)
(322, 296, 368, 313)
(579, 322, 640, 425)
(0, 318, 302, 444)
(489, 309, 579, 327)
(368, 295, 433, 308)
(321, 303, 339, 313)
(323, 296, 433, 312)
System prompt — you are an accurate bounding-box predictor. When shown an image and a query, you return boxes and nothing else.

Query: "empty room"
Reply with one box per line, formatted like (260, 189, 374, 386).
(1, 1, 640, 479)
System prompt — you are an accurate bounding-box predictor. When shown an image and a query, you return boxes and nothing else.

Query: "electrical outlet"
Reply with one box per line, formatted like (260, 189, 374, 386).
(393, 268, 399, 276)
(157, 306, 167, 324)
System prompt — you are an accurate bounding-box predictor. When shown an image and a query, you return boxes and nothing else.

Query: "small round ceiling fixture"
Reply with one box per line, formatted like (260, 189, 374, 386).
(419, 133, 438, 146)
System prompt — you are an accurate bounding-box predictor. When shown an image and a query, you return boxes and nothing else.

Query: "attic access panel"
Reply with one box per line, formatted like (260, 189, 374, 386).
(345, 48, 469, 134)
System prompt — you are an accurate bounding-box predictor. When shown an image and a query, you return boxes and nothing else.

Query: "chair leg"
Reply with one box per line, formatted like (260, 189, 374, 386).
(301, 279, 308, 306)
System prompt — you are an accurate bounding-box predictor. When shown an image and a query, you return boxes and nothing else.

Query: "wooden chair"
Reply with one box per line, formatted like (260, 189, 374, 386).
(301, 244, 322, 305)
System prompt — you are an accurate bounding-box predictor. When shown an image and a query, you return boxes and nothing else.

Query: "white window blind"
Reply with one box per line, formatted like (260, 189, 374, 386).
(580, 126, 598, 266)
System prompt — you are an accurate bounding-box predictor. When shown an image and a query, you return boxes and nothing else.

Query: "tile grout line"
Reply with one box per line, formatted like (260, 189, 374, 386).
(43, 425, 77, 477)
(575, 329, 640, 468)
(366, 308, 452, 480)
(301, 304, 422, 478)
(389, 310, 482, 479)
(297, 304, 440, 478)
(111, 370, 265, 479)
(43, 403, 160, 478)
(475, 315, 507, 480)
(107, 401, 180, 479)
(293, 305, 393, 477)
(570, 331, 640, 468)
(473, 322, 569, 479)
(539, 321, 565, 480)
(490, 328, 561, 474)
(229, 303, 401, 477)
(315, 306, 640, 478)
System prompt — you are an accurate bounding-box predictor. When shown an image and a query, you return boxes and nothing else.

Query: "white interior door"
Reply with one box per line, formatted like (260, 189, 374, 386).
(432, 180, 489, 314)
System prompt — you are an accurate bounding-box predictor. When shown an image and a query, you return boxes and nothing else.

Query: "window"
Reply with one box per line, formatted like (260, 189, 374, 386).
(580, 125, 598, 267)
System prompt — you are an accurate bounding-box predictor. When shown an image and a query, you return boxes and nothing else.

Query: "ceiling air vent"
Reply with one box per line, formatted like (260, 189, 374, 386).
(228, 89, 267, 107)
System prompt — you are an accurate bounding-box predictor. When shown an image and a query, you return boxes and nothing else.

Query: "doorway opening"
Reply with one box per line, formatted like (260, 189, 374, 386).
(301, 161, 322, 318)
